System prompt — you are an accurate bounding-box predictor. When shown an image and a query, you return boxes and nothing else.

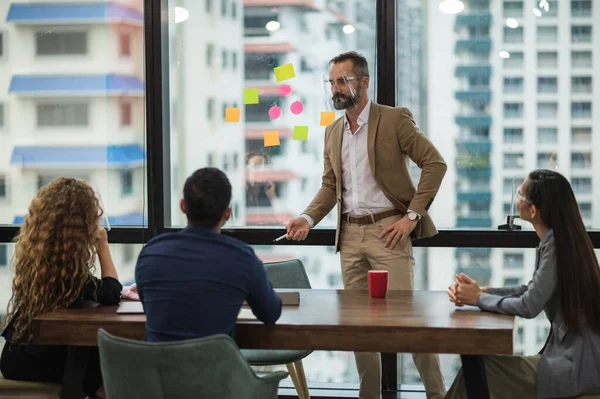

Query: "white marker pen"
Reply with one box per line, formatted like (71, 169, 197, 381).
(273, 233, 288, 242)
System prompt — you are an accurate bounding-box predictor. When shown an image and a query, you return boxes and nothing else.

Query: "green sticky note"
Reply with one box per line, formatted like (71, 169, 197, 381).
(293, 126, 309, 141)
(274, 63, 296, 82)
(244, 88, 259, 104)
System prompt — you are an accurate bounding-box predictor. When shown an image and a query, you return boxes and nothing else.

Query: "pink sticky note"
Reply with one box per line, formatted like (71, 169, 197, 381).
(290, 100, 304, 115)
(268, 106, 282, 119)
(278, 84, 292, 96)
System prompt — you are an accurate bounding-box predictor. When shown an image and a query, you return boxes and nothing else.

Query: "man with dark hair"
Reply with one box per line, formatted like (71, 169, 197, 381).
(286, 51, 447, 399)
(135, 167, 282, 342)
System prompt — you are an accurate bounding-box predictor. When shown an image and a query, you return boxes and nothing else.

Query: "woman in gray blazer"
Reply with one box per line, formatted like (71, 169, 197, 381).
(446, 169, 600, 399)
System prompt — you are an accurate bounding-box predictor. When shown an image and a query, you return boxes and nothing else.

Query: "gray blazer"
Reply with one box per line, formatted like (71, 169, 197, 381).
(477, 229, 600, 399)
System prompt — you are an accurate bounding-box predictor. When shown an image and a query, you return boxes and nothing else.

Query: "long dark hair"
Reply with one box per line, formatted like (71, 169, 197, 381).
(525, 169, 600, 334)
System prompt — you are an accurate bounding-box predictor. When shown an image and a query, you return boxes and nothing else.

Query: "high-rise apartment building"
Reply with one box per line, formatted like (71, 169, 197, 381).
(428, 0, 598, 362)
(0, 0, 147, 314)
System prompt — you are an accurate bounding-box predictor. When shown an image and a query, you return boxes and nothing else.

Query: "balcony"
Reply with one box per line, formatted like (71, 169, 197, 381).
(246, 128, 293, 139)
(6, 2, 143, 27)
(456, 166, 492, 178)
(455, 65, 492, 77)
(457, 192, 492, 202)
(9, 74, 144, 97)
(244, 41, 296, 54)
(457, 216, 492, 227)
(456, 140, 492, 152)
(245, 84, 286, 96)
(455, 13, 492, 26)
(455, 90, 491, 102)
(455, 40, 492, 54)
(244, 0, 319, 11)
(245, 212, 296, 225)
(455, 264, 491, 286)
(455, 115, 492, 127)
(456, 248, 492, 257)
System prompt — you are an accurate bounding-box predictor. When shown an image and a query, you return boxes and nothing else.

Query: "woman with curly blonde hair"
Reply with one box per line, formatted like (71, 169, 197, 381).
(0, 177, 123, 399)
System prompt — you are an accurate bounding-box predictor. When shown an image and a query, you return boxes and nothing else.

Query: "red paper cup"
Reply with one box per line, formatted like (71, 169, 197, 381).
(368, 270, 388, 298)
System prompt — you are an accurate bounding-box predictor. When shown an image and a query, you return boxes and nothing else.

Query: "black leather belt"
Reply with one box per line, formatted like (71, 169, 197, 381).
(341, 209, 403, 225)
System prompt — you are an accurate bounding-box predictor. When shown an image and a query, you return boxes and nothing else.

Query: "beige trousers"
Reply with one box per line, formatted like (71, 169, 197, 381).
(445, 355, 540, 399)
(339, 214, 446, 399)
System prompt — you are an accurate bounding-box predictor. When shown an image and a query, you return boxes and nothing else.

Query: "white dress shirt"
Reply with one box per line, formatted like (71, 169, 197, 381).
(302, 100, 400, 227)
(339, 100, 395, 215)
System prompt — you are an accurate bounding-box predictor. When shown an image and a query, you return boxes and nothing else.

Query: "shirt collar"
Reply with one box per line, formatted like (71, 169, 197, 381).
(183, 224, 220, 237)
(344, 100, 371, 130)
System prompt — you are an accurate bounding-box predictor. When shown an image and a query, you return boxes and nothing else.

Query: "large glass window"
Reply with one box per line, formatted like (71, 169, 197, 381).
(167, 0, 376, 231)
(395, 0, 597, 386)
(418, 0, 598, 231)
(0, 2, 147, 227)
(166, 0, 376, 388)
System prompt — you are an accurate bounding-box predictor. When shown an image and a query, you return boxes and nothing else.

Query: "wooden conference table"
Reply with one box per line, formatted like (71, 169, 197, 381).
(31, 290, 515, 399)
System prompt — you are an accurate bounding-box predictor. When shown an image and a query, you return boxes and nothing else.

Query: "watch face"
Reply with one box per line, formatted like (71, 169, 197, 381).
(408, 212, 417, 221)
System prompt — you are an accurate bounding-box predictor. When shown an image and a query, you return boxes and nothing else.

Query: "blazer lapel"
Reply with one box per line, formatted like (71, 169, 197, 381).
(367, 102, 381, 176)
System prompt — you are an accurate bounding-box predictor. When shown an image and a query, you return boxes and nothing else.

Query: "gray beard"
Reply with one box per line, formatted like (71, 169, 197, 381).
(332, 86, 363, 110)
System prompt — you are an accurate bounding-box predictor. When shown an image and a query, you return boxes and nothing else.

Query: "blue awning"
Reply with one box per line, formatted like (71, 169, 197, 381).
(6, 2, 143, 26)
(11, 144, 145, 168)
(9, 74, 144, 96)
(14, 212, 147, 226)
(107, 212, 147, 225)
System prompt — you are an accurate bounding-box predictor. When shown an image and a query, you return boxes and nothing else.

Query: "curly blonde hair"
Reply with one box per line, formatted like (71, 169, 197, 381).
(3, 177, 102, 343)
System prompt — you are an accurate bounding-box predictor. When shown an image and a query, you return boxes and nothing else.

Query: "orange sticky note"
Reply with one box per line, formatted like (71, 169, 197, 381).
(320, 111, 336, 126)
(225, 107, 240, 122)
(264, 130, 280, 147)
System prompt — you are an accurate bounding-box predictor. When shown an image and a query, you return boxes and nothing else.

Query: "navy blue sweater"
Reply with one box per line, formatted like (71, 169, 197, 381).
(135, 225, 282, 342)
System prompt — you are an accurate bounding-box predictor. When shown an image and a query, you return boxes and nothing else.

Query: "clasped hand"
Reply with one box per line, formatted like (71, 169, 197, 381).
(447, 273, 483, 307)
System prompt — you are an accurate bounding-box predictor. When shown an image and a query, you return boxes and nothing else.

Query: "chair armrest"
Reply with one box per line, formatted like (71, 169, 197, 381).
(258, 370, 289, 383)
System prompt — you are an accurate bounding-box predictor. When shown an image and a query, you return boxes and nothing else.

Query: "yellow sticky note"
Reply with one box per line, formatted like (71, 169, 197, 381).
(293, 126, 309, 141)
(320, 111, 336, 126)
(225, 107, 240, 122)
(274, 63, 296, 82)
(264, 130, 280, 147)
(244, 88, 259, 104)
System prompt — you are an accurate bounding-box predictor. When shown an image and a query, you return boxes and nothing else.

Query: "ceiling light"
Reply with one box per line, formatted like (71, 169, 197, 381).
(343, 24, 355, 34)
(499, 50, 511, 59)
(533, 8, 542, 17)
(439, 0, 465, 15)
(506, 18, 519, 28)
(265, 20, 280, 31)
(174, 7, 189, 23)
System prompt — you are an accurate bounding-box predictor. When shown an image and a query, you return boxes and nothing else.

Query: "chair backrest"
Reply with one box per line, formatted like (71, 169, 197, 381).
(97, 329, 286, 399)
(263, 259, 311, 289)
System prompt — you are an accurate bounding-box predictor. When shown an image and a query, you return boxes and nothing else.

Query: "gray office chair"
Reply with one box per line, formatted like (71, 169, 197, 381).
(97, 329, 287, 399)
(242, 259, 313, 399)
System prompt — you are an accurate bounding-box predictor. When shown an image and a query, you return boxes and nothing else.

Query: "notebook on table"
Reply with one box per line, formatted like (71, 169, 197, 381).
(242, 290, 300, 306)
(116, 301, 258, 320)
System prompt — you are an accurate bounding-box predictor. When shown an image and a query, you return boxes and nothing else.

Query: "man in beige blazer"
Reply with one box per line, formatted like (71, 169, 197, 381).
(286, 51, 447, 399)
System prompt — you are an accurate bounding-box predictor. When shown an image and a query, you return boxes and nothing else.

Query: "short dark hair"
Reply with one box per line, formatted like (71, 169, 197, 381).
(183, 168, 232, 228)
(329, 51, 370, 78)
(245, 150, 269, 165)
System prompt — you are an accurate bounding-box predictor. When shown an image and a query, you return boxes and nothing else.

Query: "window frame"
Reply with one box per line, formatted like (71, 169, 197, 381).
(1, 2, 599, 395)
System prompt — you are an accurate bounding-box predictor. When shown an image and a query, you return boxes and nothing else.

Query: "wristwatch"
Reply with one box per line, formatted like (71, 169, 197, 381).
(407, 210, 422, 221)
